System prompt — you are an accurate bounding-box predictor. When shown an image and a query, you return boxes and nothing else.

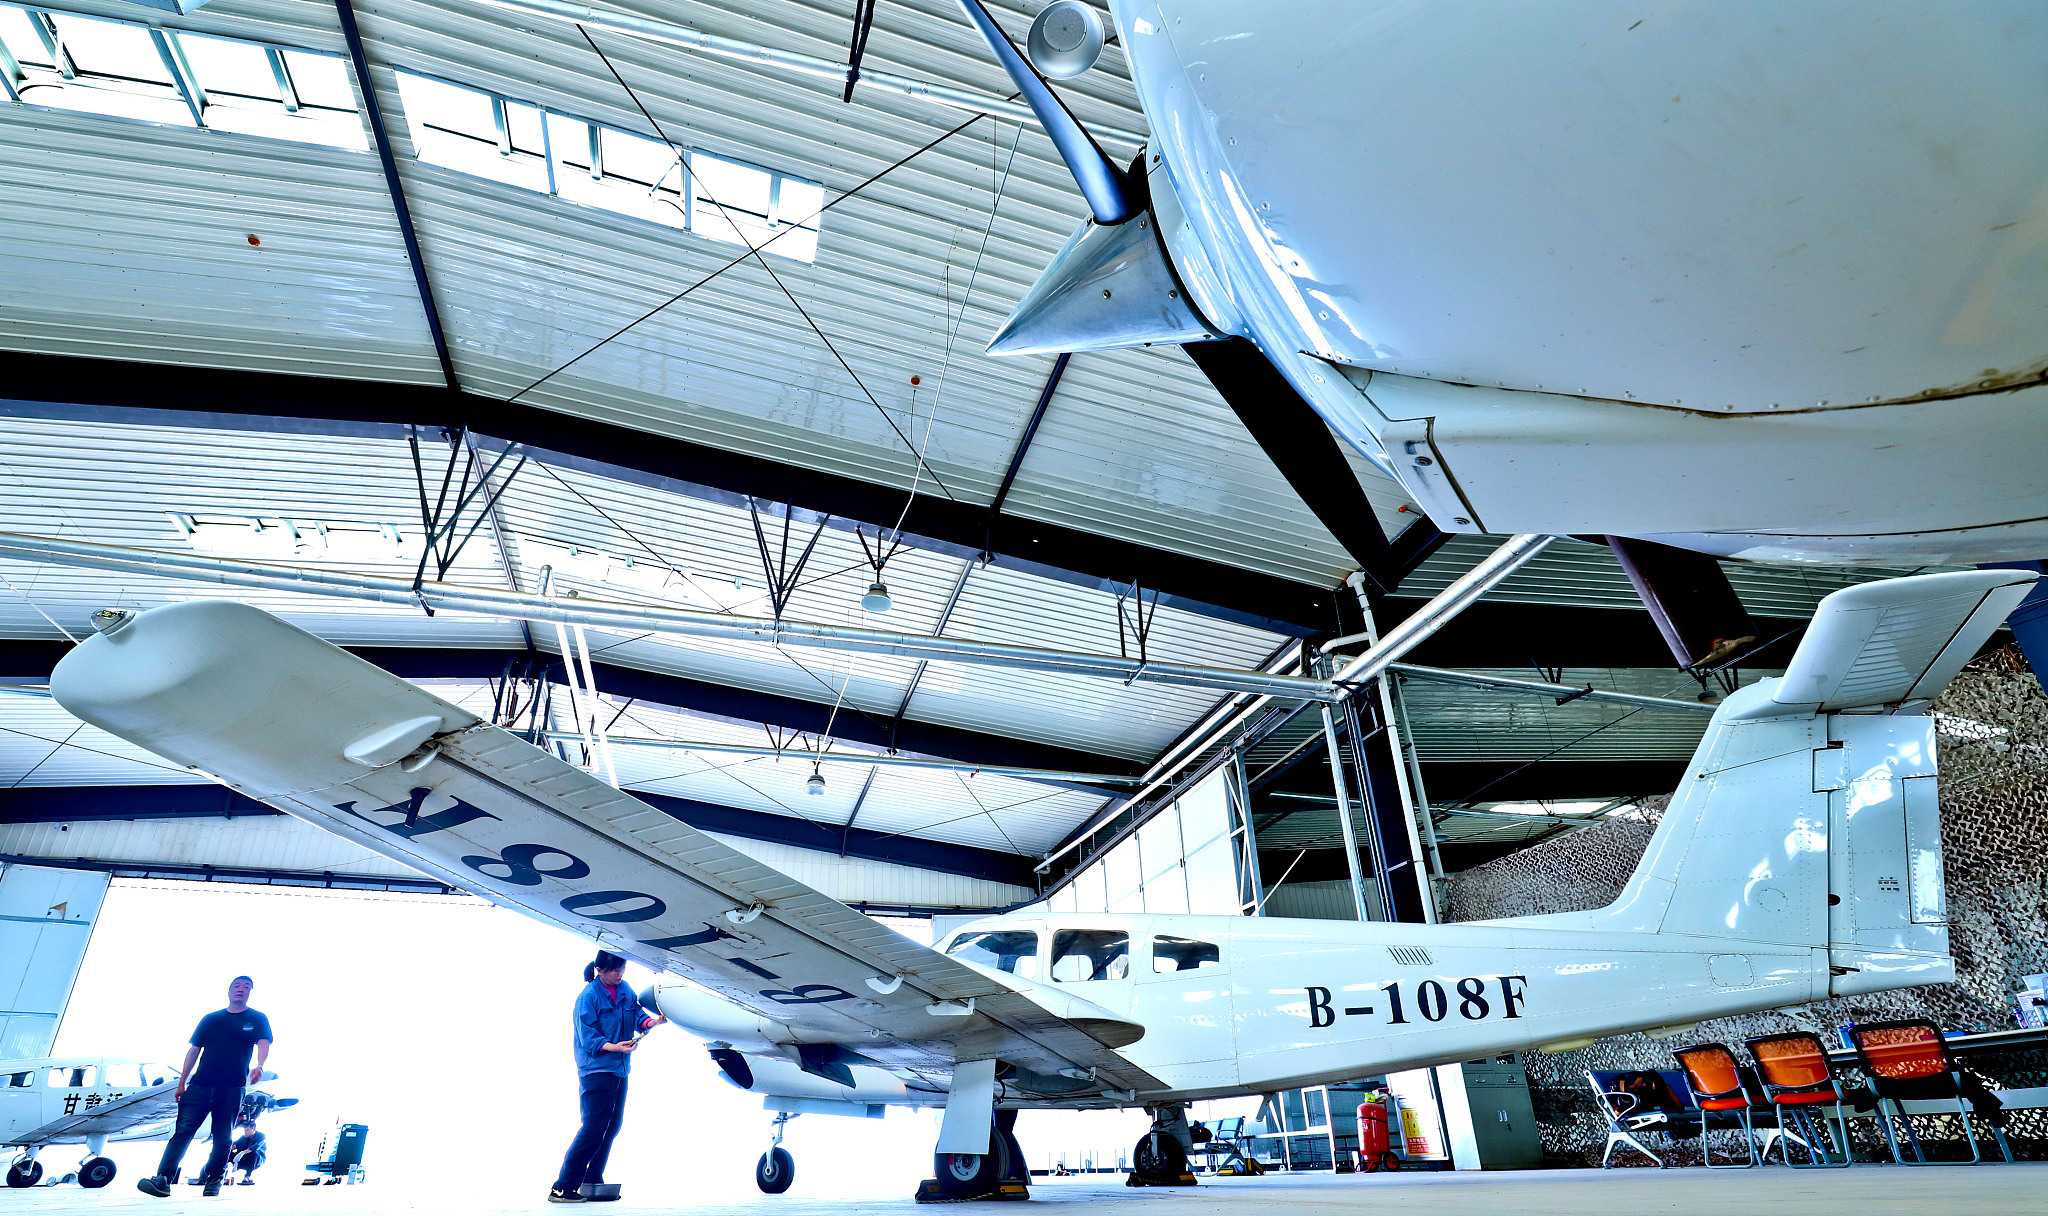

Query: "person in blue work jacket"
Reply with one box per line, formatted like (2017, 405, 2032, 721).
(549, 951, 665, 1203)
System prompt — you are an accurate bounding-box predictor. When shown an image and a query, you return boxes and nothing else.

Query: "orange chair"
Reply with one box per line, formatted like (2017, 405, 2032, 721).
(1670, 1044, 1760, 1168)
(1744, 1032, 1854, 1167)
(1845, 1020, 2014, 1165)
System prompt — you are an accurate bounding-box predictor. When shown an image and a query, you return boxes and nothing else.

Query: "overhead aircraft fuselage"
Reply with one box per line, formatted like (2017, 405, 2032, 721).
(1000, 1, 2048, 565)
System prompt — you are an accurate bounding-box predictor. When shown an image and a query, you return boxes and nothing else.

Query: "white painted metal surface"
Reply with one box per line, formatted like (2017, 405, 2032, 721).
(0, 864, 106, 1061)
(1080, 0, 2048, 563)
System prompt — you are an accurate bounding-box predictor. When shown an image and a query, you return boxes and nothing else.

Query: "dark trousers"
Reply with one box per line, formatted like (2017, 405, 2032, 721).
(156, 1084, 242, 1182)
(232, 1150, 264, 1176)
(553, 1074, 627, 1192)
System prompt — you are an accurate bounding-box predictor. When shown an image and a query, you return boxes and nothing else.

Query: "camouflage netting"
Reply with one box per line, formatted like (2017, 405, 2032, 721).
(1445, 650, 2048, 1165)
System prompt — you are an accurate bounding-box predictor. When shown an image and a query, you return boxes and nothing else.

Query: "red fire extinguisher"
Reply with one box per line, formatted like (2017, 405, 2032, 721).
(1356, 1100, 1399, 1173)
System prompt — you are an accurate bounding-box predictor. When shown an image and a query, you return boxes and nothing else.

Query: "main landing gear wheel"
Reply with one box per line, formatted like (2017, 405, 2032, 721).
(754, 1147, 794, 1195)
(6, 1160, 42, 1189)
(78, 1157, 118, 1189)
(1132, 1131, 1188, 1180)
(933, 1130, 1011, 1200)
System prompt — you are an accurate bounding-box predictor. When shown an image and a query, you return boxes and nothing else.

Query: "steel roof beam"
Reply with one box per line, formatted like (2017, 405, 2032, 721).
(0, 531, 1339, 700)
(0, 641, 1140, 780)
(0, 351, 1342, 637)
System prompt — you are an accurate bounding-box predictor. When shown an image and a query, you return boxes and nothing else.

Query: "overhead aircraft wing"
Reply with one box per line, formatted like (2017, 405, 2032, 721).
(1771, 569, 2038, 712)
(50, 602, 1161, 1096)
(19, 1083, 180, 1146)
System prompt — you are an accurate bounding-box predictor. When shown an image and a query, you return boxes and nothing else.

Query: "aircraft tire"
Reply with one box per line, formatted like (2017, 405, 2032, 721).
(1132, 1131, 1188, 1180)
(754, 1147, 794, 1195)
(933, 1131, 1011, 1200)
(79, 1157, 118, 1189)
(7, 1160, 42, 1188)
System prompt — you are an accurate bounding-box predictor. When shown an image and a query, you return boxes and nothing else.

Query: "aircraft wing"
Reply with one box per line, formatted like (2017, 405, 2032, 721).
(49, 601, 1161, 1096)
(1772, 569, 2038, 712)
(17, 1084, 180, 1146)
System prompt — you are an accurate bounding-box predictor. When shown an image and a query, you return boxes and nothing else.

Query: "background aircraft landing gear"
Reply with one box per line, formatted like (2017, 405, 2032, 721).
(78, 1157, 117, 1189)
(6, 1156, 43, 1189)
(754, 1112, 796, 1194)
(1127, 1105, 1197, 1187)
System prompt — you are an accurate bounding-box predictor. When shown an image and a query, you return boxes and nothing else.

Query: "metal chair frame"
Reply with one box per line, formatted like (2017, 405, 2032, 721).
(1744, 1033, 1854, 1168)
(1587, 1073, 1668, 1168)
(1846, 1020, 2016, 1167)
(1670, 1044, 1759, 1169)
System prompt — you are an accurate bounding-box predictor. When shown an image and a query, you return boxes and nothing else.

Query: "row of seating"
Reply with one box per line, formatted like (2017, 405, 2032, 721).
(1592, 1018, 2016, 1168)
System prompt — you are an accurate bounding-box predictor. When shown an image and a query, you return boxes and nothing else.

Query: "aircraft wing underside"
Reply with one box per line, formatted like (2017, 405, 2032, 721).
(16, 1086, 180, 1146)
(265, 725, 1161, 1094)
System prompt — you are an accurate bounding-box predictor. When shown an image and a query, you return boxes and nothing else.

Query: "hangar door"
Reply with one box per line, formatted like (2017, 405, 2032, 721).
(0, 862, 109, 1059)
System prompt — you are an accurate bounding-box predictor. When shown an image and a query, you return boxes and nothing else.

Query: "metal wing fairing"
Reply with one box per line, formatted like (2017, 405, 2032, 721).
(49, 601, 1161, 1100)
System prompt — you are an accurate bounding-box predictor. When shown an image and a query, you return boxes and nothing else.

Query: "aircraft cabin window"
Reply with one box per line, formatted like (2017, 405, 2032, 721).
(1152, 935, 1221, 973)
(141, 1064, 171, 1087)
(1050, 930, 1129, 982)
(101, 1064, 142, 1088)
(5, 1071, 31, 1088)
(945, 930, 1040, 979)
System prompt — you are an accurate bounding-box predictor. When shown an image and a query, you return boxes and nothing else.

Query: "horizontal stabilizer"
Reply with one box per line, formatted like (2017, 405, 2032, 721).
(1771, 569, 2038, 712)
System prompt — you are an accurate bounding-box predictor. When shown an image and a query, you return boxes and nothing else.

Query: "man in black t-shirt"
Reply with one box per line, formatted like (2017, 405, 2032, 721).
(136, 975, 274, 1199)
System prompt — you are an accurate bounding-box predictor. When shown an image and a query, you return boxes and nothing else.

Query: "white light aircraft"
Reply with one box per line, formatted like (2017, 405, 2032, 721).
(963, 1, 2048, 566)
(44, 568, 2033, 1194)
(3, 1057, 290, 1191)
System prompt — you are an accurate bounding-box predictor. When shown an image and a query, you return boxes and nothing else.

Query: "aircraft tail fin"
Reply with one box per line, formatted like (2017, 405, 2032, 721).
(1493, 570, 2034, 994)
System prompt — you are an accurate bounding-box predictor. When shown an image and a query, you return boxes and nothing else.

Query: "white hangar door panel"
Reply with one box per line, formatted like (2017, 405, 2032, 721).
(0, 862, 109, 1059)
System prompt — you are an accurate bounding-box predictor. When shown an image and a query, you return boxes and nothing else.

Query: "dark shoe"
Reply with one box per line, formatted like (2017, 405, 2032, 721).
(547, 1189, 586, 1203)
(203, 1178, 222, 1197)
(137, 1176, 172, 1198)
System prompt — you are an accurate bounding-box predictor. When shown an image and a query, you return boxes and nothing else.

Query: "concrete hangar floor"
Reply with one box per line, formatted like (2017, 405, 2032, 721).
(7, 1167, 2048, 1215)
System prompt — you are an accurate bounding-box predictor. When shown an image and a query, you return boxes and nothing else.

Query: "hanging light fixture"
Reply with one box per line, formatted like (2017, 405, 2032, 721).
(861, 580, 893, 612)
(805, 767, 827, 795)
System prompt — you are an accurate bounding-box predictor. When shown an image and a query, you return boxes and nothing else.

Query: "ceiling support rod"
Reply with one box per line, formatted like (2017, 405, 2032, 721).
(542, 731, 1137, 788)
(981, 352, 1069, 558)
(1330, 534, 1555, 688)
(0, 531, 1332, 701)
(334, 0, 458, 390)
(1386, 663, 1719, 716)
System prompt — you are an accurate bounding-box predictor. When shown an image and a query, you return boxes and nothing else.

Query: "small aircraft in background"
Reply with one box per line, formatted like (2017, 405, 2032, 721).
(47, 568, 2034, 1196)
(2, 1057, 292, 1190)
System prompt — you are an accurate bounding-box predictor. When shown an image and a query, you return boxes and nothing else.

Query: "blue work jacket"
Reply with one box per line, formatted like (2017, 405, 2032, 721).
(573, 979, 650, 1078)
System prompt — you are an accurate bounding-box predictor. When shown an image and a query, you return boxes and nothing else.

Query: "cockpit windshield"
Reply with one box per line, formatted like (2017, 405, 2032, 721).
(945, 929, 1040, 978)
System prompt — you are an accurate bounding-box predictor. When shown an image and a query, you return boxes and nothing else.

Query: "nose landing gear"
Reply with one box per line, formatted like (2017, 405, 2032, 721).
(754, 1112, 796, 1194)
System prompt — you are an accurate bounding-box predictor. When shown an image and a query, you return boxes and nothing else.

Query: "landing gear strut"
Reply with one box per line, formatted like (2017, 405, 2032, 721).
(6, 1150, 43, 1189)
(920, 1109, 1028, 1202)
(754, 1112, 796, 1194)
(1127, 1105, 1196, 1187)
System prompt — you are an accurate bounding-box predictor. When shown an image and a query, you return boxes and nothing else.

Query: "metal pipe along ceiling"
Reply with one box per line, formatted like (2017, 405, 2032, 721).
(467, 0, 1146, 148)
(552, 732, 1139, 788)
(0, 532, 1327, 701)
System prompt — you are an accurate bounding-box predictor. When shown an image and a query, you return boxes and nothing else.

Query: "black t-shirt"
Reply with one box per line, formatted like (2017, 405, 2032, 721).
(189, 1008, 274, 1087)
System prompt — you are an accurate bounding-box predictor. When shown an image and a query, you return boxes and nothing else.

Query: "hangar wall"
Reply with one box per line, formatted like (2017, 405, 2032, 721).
(1038, 769, 1245, 917)
(1447, 651, 2048, 1163)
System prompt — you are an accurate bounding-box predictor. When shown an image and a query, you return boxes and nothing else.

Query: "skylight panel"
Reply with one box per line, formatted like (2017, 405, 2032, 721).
(174, 32, 275, 102)
(45, 12, 167, 85)
(395, 69, 548, 195)
(690, 150, 820, 262)
(385, 68, 820, 262)
(281, 50, 351, 111)
(0, 5, 365, 149)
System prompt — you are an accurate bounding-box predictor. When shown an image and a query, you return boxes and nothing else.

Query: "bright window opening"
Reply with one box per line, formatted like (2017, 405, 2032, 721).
(168, 513, 416, 562)
(0, 5, 366, 150)
(393, 69, 820, 262)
